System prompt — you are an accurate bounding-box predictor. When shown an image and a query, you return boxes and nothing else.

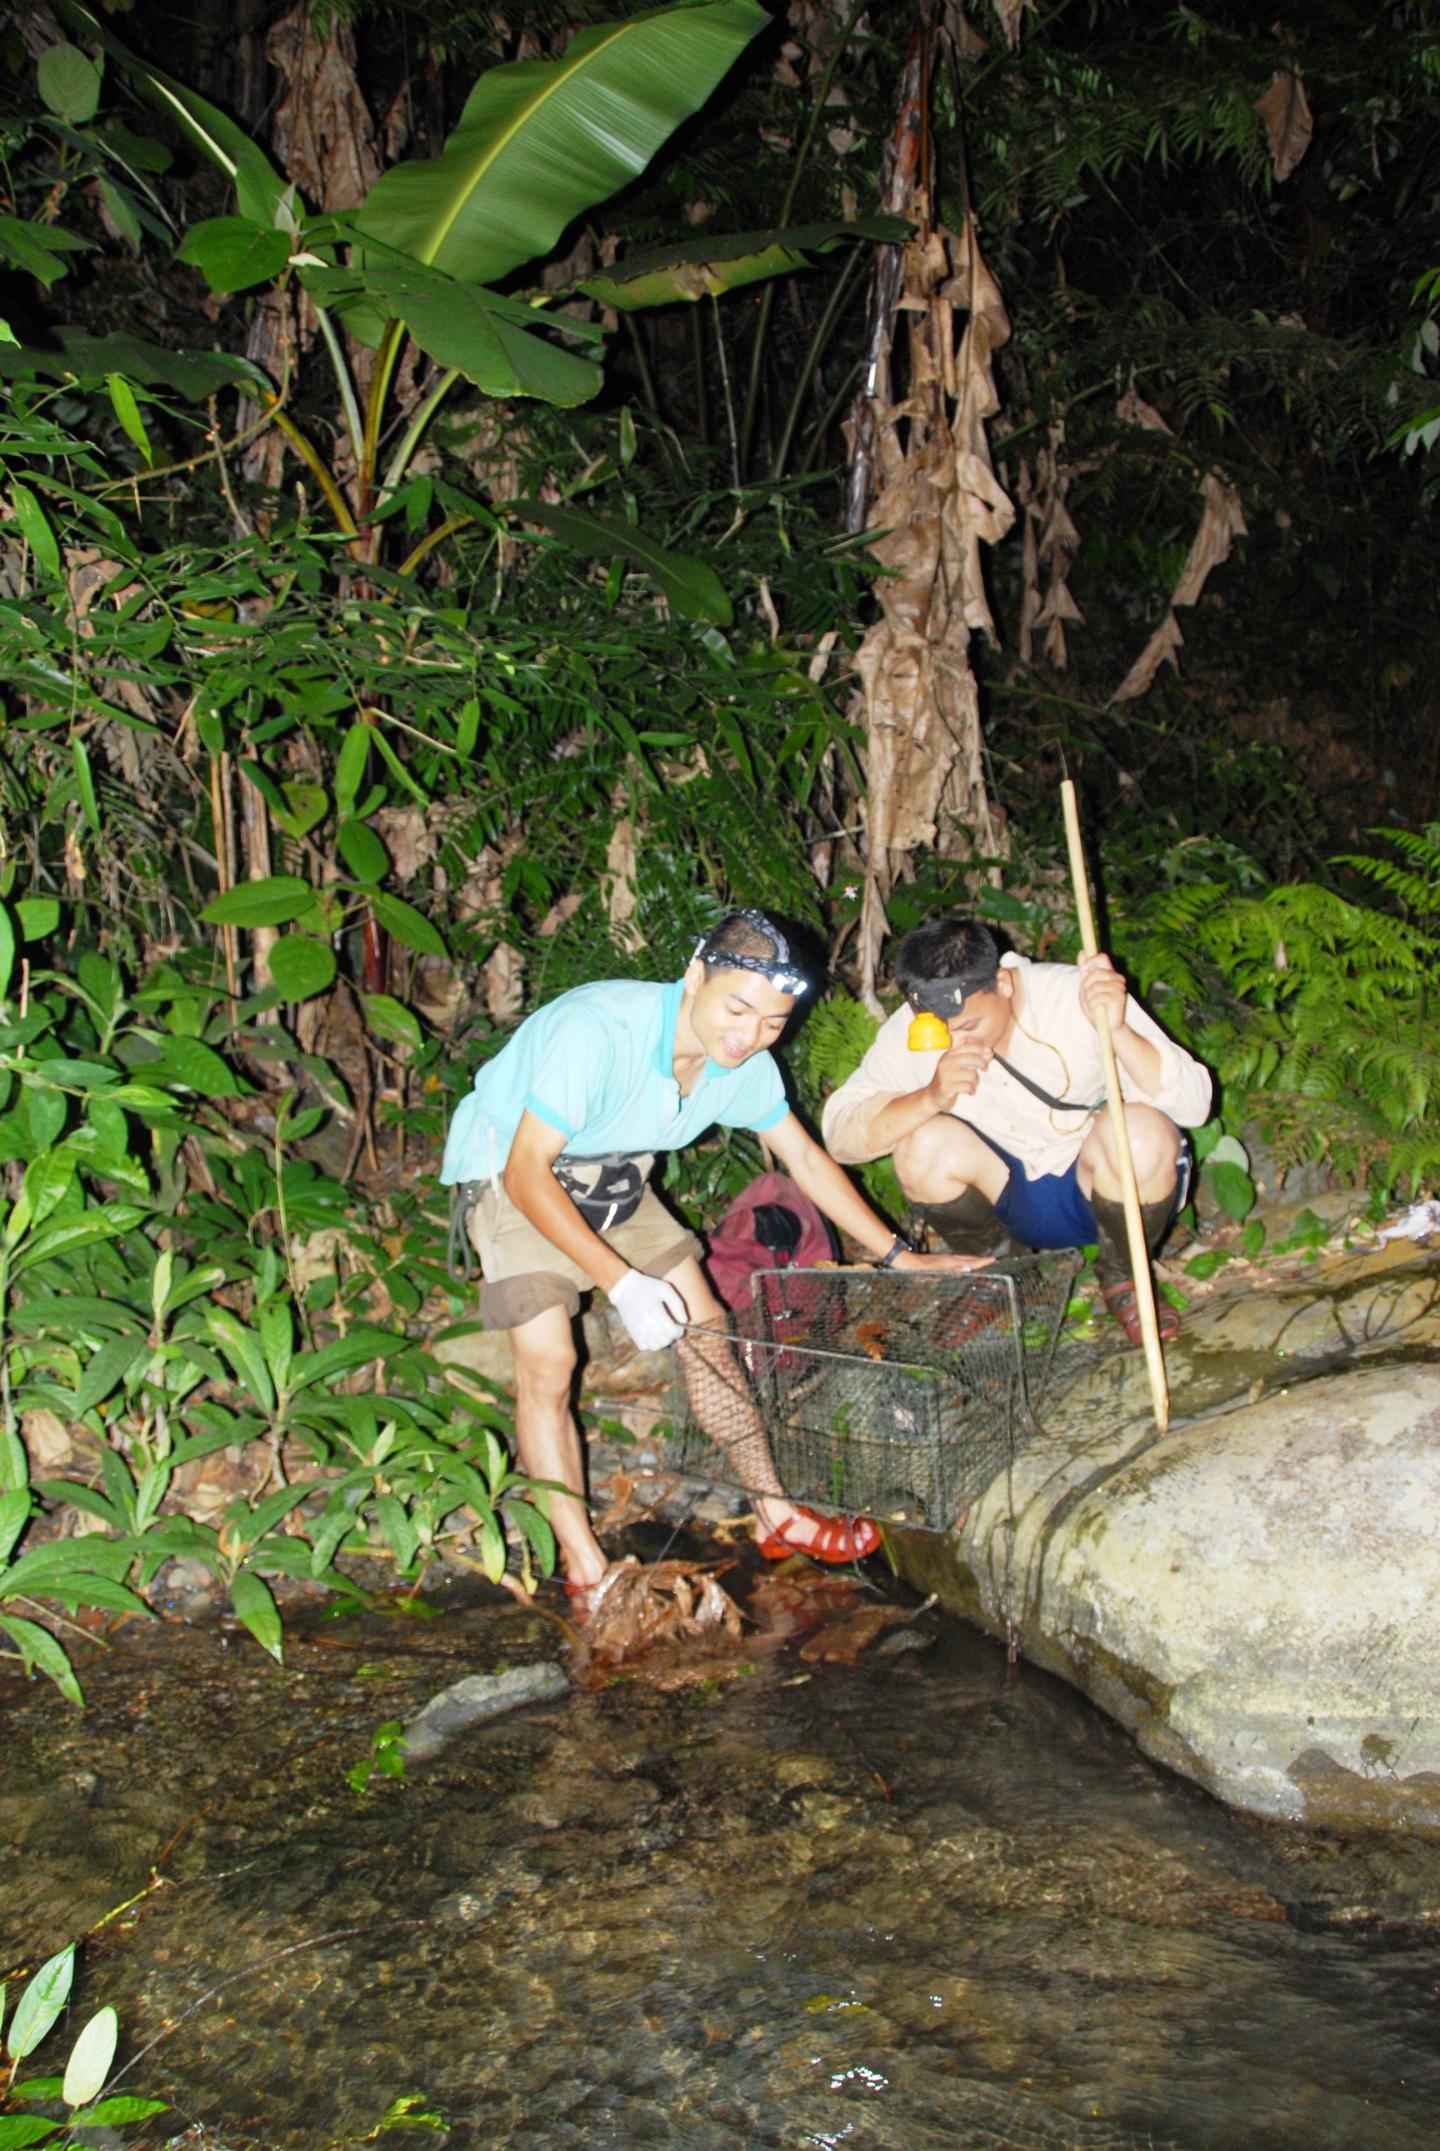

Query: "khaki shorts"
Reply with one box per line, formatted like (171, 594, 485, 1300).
(466, 1179, 701, 1330)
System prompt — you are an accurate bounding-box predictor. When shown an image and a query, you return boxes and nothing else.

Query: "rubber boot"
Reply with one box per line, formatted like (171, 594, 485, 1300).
(1089, 1192, 1180, 1346)
(911, 1183, 1012, 1259)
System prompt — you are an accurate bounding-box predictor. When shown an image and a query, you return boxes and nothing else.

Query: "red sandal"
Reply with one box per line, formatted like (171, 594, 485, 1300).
(754, 1506, 881, 1564)
(1100, 1277, 1181, 1348)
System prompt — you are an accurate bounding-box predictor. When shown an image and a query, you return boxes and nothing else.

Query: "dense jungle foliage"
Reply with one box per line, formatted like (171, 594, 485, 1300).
(3, 0, 1440, 1694)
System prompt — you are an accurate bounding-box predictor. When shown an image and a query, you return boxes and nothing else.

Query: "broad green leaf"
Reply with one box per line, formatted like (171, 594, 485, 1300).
(177, 216, 292, 295)
(356, 262, 600, 405)
(105, 372, 152, 462)
(37, 42, 101, 123)
(0, 328, 261, 398)
(355, 0, 768, 287)
(279, 781, 328, 839)
(375, 1492, 419, 1571)
(6, 1947, 74, 2063)
(577, 214, 911, 310)
(0, 2109, 63, 2146)
(362, 993, 423, 1052)
(268, 933, 337, 1001)
(129, 1036, 239, 1095)
(98, 177, 143, 253)
(336, 820, 390, 885)
(0, 908, 13, 1002)
(61, 2007, 117, 2109)
(334, 723, 370, 814)
(511, 498, 731, 624)
(370, 892, 446, 958)
(0, 1616, 82, 1705)
(71, 737, 99, 833)
(60, 4, 287, 217)
(200, 874, 312, 929)
(73, 1333, 146, 1417)
(15, 899, 60, 941)
(66, 2099, 168, 2127)
(259, 1297, 293, 1399)
(206, 1308, 276, 1411)
(1207, 1158, 1256, 1223)
(0, 1488, 30, 1563)
(10, 485, 60, 577)
(0, 217, 89, 291)
(230, 1568, 283, 1662)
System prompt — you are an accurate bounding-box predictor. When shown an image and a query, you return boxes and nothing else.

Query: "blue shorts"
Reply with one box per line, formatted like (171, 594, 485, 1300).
(970, 1127, 1193, 1251)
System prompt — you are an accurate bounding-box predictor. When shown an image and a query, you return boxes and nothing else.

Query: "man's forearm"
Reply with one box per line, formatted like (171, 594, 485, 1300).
(1111, 1023, 1163, 1097)
(831, 1081, 943, 1165)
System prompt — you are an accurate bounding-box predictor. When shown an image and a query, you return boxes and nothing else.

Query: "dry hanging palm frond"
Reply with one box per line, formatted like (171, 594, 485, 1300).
(1109, 471, 1247, 706)
(843, 20, 1012, 1007)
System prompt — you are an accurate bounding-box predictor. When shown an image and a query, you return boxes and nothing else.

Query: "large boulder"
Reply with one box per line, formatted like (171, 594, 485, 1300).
(895, 1245, 1440, 1827)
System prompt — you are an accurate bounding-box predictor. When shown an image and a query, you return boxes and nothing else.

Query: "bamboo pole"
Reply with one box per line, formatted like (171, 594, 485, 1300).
(1061, 779, 1170, 1433)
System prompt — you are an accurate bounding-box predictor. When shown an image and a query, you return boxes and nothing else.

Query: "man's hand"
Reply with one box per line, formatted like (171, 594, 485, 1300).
(926, 1036, 993, 1109)
(610, 1268, 687, 1350)
(1077, 951, 1128, 1034)
(893, 1249, 994, 1275)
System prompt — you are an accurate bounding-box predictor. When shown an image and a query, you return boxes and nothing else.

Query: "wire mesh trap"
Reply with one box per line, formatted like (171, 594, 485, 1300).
(666, 1253, 1081, 1531)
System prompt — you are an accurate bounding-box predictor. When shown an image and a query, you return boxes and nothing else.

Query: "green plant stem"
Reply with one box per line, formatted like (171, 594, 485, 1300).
(738, 0, 872, 473)
(769, 244, 870, 481)
(711, 295, 740, 488)
(360, 319, 406, 517)
(313, 305, 365, 473)
(397, 513, 475, 577)
(378, 367, 461, 506)
(798, 358, 863, 476)
(270, 408, 359, 536)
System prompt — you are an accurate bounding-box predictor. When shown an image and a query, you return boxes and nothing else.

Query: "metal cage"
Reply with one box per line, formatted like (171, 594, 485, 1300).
(664, 1253, 1080, 1530)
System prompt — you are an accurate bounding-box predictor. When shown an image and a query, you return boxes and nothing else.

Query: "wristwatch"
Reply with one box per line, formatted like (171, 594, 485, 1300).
(876, 1233, 913, 1269)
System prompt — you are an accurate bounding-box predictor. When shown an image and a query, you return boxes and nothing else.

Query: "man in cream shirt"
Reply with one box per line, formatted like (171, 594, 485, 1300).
(821, 918, 1213, 1342)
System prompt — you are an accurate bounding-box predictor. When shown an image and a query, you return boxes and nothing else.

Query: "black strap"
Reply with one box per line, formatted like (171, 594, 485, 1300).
(447, 1180, 485, 1284)
(991, 1051, 1100, 1115)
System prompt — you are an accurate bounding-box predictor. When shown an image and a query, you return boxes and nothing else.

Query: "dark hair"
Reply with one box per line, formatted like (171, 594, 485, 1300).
(893, 919, 1000, 1000)
(694, 909, 810, 995)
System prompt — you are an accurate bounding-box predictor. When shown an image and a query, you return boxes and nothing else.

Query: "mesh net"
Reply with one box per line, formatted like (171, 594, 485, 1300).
(664, 1254, 1080, 1530)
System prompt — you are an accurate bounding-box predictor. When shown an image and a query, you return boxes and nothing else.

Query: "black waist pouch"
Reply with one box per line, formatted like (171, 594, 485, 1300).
(552, 1152, 652, 1231)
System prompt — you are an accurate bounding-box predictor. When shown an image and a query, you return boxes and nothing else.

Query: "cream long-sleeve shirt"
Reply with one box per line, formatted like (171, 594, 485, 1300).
(821, 954, 1213, 1180)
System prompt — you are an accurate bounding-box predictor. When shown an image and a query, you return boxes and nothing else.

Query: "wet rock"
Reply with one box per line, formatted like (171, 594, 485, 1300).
(893, 1247, 1440, 1829)
(400, 1661, 570, 1761)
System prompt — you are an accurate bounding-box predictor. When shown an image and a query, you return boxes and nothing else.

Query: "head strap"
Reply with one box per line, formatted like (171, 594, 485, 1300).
(694, 909, 809, 997)
(909, 970, 996, 1019)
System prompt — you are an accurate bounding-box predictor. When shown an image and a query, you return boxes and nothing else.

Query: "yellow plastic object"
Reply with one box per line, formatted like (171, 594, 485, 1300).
(906, 1011, 951, 1052)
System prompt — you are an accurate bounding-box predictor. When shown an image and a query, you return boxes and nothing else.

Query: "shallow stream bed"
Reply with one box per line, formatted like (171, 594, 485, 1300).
(3, 1558, 1439, 2151)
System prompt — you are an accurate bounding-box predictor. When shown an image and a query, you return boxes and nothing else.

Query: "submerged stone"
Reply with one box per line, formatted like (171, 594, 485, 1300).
(400, 1660, 570, 1760)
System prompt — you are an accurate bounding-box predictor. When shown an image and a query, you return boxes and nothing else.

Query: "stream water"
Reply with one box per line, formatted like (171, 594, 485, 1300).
(3, 1551, 1439, 2151)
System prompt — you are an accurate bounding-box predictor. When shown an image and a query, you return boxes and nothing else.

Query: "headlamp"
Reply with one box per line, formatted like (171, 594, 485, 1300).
(694, 909, 810, 998)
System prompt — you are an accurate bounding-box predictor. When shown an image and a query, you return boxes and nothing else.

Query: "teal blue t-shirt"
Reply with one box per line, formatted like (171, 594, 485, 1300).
(439, 977, 789, 1186)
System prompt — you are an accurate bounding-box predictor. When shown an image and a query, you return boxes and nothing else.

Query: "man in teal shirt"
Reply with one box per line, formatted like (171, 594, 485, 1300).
(443, 909, 976, 1610)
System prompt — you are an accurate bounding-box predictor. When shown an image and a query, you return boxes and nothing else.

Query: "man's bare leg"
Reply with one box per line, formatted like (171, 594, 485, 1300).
(508, 1302, 608, 1589)
(663, 1254, 850, 1551)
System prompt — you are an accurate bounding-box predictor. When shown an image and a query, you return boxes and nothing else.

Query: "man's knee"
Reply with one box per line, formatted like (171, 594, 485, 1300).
(510, 1310, 579, 1410)
(893, 1115, 996, 1200)
(1085, 1106, 1182, 1192)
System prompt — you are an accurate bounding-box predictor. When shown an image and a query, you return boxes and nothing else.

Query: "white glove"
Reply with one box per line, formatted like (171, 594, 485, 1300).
(610, 1268, 687, 1350)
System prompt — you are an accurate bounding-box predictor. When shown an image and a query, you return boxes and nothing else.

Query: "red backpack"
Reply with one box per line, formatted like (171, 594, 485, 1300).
(706, 1170, 838, 1318)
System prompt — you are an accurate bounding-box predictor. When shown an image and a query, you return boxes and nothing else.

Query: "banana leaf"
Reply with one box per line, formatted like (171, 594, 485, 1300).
(309, 254, 603, 404)
(59, 1, 287, 224)
(575, 214, 912, 310)
(355, 0, 768, 287)
(0, 328, 265, 398)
